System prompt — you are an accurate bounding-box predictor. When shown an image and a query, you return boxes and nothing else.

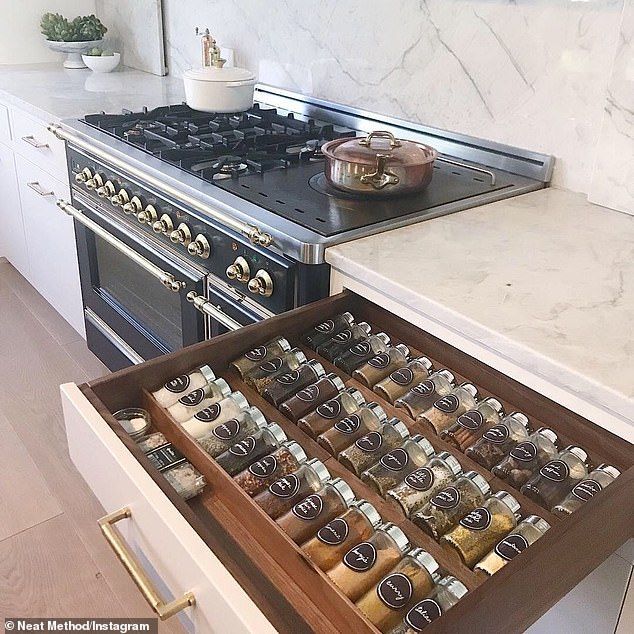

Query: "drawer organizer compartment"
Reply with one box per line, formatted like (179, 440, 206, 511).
(79, 290, 633, 633)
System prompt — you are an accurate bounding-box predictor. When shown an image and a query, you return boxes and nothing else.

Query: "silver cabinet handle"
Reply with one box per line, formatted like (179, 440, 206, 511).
(27, 181, 54, 197)
(57, 199, 186, 293)
(186, 291, 242, 331)
(21, 135, 49, 149)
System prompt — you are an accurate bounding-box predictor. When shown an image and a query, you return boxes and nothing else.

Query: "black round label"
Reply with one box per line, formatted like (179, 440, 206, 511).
(258, 357, 283, 374)
(495, 533, 529, 561)
(291, 494, 323, 521)
(431, 486, 460, 509)
(457, 410, 484, 430)
(350, 341, 372, 356)
(334, 414, 361, 434)
(268, 474, 300, 498)
(245, 345, 267, 362)
(391, 367, 414, 386)
(540, 459, 570, 482)
(483, 424, 510, 444)
(229, 436, 256, 457)
(343, 542, 377, 572)
(411, 380, 435, 396)
(433, 393, 460, 413)
(164, 374, 190, 393)
(211, 418, 240, 440)
(572, 478, 602, 501)
(510, 441, 538, 462)
(355, 431, 383, 453)
(405, 599, 443, 629)
(405, 467, 435, 491)
(317, 399, 341, 419)
(317, 518, 349, 545)
(368, 352, 390, 369)
(296, 385, 320, 402)
(377, 572, 413, 610)
(380, 448, 409, 471)
(178, 388, 205, 407)
(332, 329, 352, 343)
(459, 507, 492, 531)
(276, 370, 300, 385)
(249, 456, 278, 478)
(315, 319, 335, 333)
(195, 403, 222, 422)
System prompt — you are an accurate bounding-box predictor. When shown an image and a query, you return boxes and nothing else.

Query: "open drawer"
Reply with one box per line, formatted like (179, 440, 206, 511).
(61, 290, 634, 633)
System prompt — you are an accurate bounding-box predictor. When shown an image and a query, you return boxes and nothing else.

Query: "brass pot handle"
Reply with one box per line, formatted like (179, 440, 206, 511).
(358, 130, 402, 149)
(98, 507, 196, 620)
(359, 153, 400, 189)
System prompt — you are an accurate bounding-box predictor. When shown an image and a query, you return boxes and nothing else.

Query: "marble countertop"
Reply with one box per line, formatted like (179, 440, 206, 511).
(327, 188, 634, 441)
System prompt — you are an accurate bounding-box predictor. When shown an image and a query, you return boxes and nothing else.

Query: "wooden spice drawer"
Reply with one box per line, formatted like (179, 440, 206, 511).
(61, 290, 634, 633)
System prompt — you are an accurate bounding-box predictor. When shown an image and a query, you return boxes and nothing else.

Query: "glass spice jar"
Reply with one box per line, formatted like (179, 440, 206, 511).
(374, 358, 435, 405)
(441, 397, 504, 452)
(152, 364, 215, 408)
(197, 406, 267, 457)
(362, 435, 436, 497)
(254, 458, 331, 518)
(318, 402, 388, 455)
(278, 373, 345, 422)
(417, 383, 479, 436)
(327, 523, 411, 602)
(317, 322, 372, 361)
(465, 412, 530, 470)
(412, 471, 490, 539)
(233, 441, 307, 496)
(137, 431, 169, 452)
(215, 423, 288, 476)
(393, 370, 455, 418)
(521, 445, 589, 510)
(474, 515, 551, 576)
(492, 427, 559, 489)
(339, 418, 411, 476)
(301, 500, 382, 571)
(441, 491, 520, 567)
(113, 407, 151, 440)
(334, 333, 392, 374)
(244, 348, 307, 393)
(182, 391, 250, 439)
(553, 464, 621, 517)
(231, 336, 291, 378)
(353, 344, 411, 388)
(276, 478, 356, 544)
(387, 452, 462, 518)
(167, 378, 232, 423)
(298, 387, 365, 438)
(303, 312, 355, 349)
(262, 360, 326, 406)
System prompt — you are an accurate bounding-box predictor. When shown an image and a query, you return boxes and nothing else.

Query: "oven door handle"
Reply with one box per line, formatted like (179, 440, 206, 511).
(57, 199, 186, 293)
(186, 291, 242, 331)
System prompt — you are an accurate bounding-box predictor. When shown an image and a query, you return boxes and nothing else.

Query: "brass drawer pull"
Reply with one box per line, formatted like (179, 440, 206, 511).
(98, 507, 196, 620)
(21, 134, 49, 149)
(27, 181, 54, 197)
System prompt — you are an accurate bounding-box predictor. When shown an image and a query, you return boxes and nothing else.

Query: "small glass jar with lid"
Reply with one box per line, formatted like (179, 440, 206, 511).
(352, 344, 411, 388)
(417, 383, 479, 435)
(262, 360, 326, 406)
(152, 364, 216, 408)
(278, 373, 345, 422)
(553, 464, 621, 517)
(334, 333, 391, 374)
(167, 378, 232, 423)
(393, 370, 455, 418)
(317, 322, 372, 361)
(182, 391, 250, 439)
(441, 397, 504, 452)
(243, 348, 307, 393)
(298, 387, 365, 438)
(231, 337, 291, 378)
(113, 407, 151, 440)
(303, 312, 355, 349)
(197, 406, 267, 457)
(374, 357, 434, 405)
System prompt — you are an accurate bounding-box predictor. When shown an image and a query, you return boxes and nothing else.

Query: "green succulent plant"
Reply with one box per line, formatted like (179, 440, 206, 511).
(40, 12, 107, 42)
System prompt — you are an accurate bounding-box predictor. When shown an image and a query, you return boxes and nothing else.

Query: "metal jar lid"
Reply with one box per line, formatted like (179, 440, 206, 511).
(347, 387, 367, 406)
(521, 514, 551, 533)
(436, 451, 463, 476)
(283, 441, 308, 465)
(491, 490, 521, 514)
(328, 477, 356, 506)
(596, 464, 621, 479)
(230, 391, 250, 411)
(264, 423, 287, 444)
(387, 417, 410, 439)
(290, 348, 308, 365)
(246, 406, 268, 429)
(439, 575, 469, 600)
(358, 322, 372, 335)
(365, 402, 387, 422)
(306, 359, 326, 378)
(565, 445, 588, 463)
(410, 434, 435, 459)
(341, 312, 355, 324)
(329, 374, 346, 392)
(482, 396, 504, 414)
(507, 411, 530, 429)
(353, 500, 382, 528)
(213, 377, 232, 399)
(306, 458, 331, 483)
(463, 471, 490, 495)
(415, 356, 434, 372)
(536, 427, 558, 445)
(379, 522, 410, 553)
(376, 332, 391, 345)
(395, 343, 410, 358)
(458, 383, 478, 399)
(278, 337, 292, 353)
(408, 548, 440, 577)
(436, 369, 455, 384)
(199, 364, 216, 384)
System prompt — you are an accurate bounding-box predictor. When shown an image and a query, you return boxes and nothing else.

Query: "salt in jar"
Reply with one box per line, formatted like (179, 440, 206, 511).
(181, 391, 250, 439)
(152, 364, 215, 408)
(167, 378, 231, 423)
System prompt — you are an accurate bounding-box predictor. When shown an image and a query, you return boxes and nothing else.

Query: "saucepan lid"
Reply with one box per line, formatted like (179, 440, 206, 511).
(184, 65, 256, 83)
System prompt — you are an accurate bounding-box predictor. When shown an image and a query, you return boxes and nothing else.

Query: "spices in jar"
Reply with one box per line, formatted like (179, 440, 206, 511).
(167, 378, 232, 423)
(233, 441, 307, 496)
(492, 427, 559, 489)
(302, 500, 382, 571)
(465, 411, 530, 470)
(339, 418, 410, 476)
(387, 452, 462, 518)
(353, 344, 411, 388)
(113, 407, 151, 440)
(474, 515, 550, 576)
(197, 406, 267, 457)
(231, 336, 291, 378)
(244, 348, 307, 393)
(215, 423, 287, 476)
(374, 358, 435, 405)
(298, 387, 365, 438)
(521, 445, 589, 510)
(182, 391, 250, 439)
(152, 364, 215, 408)
(276, 478, 356, 543)
(328, 523, 410, 602)
(412, 471, 490, 539)
(553, 464, 621, 517)
(303, 312, 355, 349)
(362, 435, 436, 497)
(417, 383, 479, 436)
(316, 322, 372, 361)
(440, 491, 520, 567)
(441, 397, 504, 452)
(356, 548, 440, 633)
(318, 402, 388, 455)
(334, 333, 391, 374)
(394, 369, 455, 418)
(137, 431, 168, 452)
(254, 458, 330, 518)
(278, 373, 345, 422)
(262, 360, 326, 406)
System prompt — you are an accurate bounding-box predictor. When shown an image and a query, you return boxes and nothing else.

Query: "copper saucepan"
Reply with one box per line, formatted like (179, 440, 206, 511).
(322, 130, 438, 196)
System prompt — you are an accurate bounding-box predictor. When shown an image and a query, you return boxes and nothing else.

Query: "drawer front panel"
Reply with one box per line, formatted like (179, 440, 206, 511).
(0, 102, 11, 143)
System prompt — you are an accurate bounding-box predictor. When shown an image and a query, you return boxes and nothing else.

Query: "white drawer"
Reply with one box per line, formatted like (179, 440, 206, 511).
(61, 383, 275, 633)
(0, 102, 11, 143)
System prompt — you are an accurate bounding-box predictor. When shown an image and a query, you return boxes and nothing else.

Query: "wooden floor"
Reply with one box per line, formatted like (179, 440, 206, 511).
(0, 259, 183, 631)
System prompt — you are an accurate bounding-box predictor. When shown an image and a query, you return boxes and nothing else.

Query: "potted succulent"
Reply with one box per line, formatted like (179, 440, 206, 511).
(40, 12, 108, 69)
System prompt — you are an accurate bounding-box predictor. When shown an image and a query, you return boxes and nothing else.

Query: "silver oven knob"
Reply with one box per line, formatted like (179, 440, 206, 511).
(226, 256, 250, 282)
(96, 180, 116, 199)
(74, 167, 93, 184)
(248, 270, 274, 297)
(85, 173, 104, 190)
(137, 204, 158, 225)
(110, 188, 130, 207)
(187, 234, 211, 259)
(152, 214, 174, 234)
(170, 223, 192, 246)
(122, 195, 143, 215)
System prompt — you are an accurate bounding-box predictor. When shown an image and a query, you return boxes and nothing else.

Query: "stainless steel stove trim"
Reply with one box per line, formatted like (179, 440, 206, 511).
(85, 307, 145, 365)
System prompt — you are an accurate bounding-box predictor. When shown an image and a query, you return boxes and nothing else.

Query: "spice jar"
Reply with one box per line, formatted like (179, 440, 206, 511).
(387, 452, 462, 518)
(113, 407, 151, 440)
(318, 402, 388, 455)
(244, 348, 307, 393)
(465, 412, 530, 470)
(356, 548, 440, 633)
(374, 358, 435, 405)
(362, 435, 436, 497)
(215, 423, 287, 476)
(231, 336, 291, 378)
(167, 378, 232, 423)
(137, 431, 169, 452)
(233, 441, 307, 496)
(152, 364, 215, 408)
(262, 360, 326, 406)
(278, 372, 344, 422)
(197, 406, 267, 457)
(254, 458, 331, 518)
(474, 515, 551, 576)
(353, 344, 411, 388)
(394, 370, 455, 418)
(553, 464, 621, 517)
(521, 445, 589, 510)
(276, 478, 356, 543)
(298, 387, 365, 438)
(327, 523, 410, 602)
(182, 391, 250, 439)
(302, 501, 382, 571)
(339, 418, 410, 476)
(417, 383, 479, 436)
(412, 471, 490, 539)
(441, 397, 504, 452)
(317, 322, 372, 361)
(492, 427, 559, 489)
(441, 491, 520, 567)
(334, 333, 391, 374)
(303, 312, 355, 349)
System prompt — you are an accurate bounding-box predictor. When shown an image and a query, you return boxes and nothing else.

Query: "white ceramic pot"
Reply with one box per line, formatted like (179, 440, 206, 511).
(82, 52, 121, 73)
(183, 65, 256, 113)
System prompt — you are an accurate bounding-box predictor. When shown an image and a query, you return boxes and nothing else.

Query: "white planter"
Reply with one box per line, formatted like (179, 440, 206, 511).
(183, 66, 256, 113)
(46, 40, 104, 69)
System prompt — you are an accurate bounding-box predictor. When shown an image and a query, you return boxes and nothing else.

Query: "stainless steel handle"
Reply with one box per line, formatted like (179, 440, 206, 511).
(48, 123, 274, 249)
(27, 181, 55, 197)
(186, 291, 242, 331)
(21, 135, 49, 149)
(56, 199, 186, 293)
